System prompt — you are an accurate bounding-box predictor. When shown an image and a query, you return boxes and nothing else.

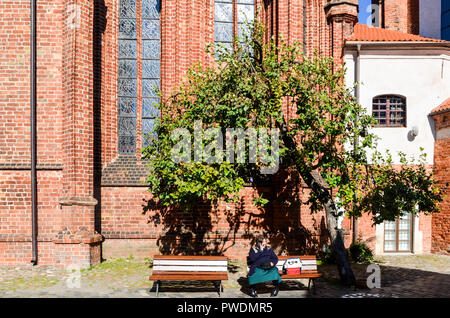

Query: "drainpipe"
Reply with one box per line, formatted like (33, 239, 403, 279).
(30, 0, 38, 265)
(352, 44, 361, 245)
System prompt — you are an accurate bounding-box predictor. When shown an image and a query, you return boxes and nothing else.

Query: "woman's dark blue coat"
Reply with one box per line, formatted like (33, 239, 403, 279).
(247, 246, 279, 277)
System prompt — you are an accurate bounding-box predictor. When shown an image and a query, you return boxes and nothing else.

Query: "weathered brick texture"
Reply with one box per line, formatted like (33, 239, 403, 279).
(431, 112, 450, 255)
(372, 0, 420, 34)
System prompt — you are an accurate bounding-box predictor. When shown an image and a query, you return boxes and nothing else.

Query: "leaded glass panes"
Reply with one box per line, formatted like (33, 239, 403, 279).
(119, 19, 137, 39)
(215, 2, 233, 22)
(118, 0, 160, 153)
(143, 98, 160, 118)
(118, 97, 137, 117)
(142, 0, 160, 19)
(118, 78, 137, 97)
(215, 0, 233, 49)
(142, 0, 160, 147)
(119, 40, 137, 59)
(142, 40, 160, 59)
(118, 60, 137, 78)
(214, 0, 255, 51)
(119, 0, 137, 18)
(142, 60, 160, 79)
(237, 1, 254, 22)
(142, 19, 160, 40)
(215, 22, 234, 43)
(237, 0, 254, 42)
(118, 0, 137, 154)
(142, 79, 160, 98)
(118, 117, 137, 137)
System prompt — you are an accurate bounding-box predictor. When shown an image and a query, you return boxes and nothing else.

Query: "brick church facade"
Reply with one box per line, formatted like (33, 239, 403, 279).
(0, 0, 449, 267)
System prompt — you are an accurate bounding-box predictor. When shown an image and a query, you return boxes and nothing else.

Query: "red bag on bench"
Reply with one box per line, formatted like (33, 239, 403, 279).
(286, 267, 301, 275)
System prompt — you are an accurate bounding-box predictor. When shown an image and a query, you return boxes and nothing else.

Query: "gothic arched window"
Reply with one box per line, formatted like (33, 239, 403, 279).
(118, 0, 160, 154)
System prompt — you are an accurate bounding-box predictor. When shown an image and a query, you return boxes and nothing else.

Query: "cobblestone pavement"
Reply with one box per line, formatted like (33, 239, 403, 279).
(0, 254, 448, 298)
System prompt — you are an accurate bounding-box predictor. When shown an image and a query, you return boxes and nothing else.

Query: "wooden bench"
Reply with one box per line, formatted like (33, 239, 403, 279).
(149, 255, 228, 297)
(247, 255, 322, 294)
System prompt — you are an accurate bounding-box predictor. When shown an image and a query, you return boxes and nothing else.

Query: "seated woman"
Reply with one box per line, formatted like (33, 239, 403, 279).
(247, 235, 281, 297)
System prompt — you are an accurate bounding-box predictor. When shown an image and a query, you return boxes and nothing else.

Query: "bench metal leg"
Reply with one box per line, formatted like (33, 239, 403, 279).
(309, 279, 317, 295)
(155, 280, 161, 297)
(216, 281, 223, 297)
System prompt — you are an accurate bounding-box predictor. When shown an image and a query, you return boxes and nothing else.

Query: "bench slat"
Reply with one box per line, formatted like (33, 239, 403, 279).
(150, 274, 228, 281)
(153, 260, 228, 266)
(281, 273, 322, 279)
(153, 265, 227, 272)
(153, 255, 227, 260)
(151, 271, 229, 276)
(277, 255, 318, 260)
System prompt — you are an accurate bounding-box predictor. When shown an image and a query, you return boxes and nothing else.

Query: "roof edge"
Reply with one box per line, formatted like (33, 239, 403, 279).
(346, 41, 450, 47)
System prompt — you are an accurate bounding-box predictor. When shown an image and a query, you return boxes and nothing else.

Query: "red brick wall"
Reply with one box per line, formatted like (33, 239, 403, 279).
(382, 0, 420, 34)
(431, 112, 450, 255)
(100, 183, 330, 259)
(0, 0, 64, 166)
(0, 0, 67, 265)
(1, 0, 438, 266)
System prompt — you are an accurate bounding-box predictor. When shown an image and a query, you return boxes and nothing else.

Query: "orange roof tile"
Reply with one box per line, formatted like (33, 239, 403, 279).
(347, 23, 450, 44)
(431, 98, 450, 115)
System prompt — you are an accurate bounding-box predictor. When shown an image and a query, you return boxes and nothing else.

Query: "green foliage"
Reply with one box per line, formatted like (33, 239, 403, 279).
(253, 195, 269, 208)
(358, 149, 443, 224)
(349, 241, 374, 264)
(141, 20, 443, 223)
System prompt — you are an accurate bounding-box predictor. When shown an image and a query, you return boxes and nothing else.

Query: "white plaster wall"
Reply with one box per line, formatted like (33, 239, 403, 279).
(412, 214, 424, 254)
(420, 0, 441, 39)
(344, 48, 450, 165)
(375, 223, 384, 255)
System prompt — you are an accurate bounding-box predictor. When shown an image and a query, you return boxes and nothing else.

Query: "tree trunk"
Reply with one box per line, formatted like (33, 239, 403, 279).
(280, 124, 356, 286)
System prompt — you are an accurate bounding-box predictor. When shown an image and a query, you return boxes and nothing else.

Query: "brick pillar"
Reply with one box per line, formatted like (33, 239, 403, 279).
(325, 0, 358, 63)
(56, 0, 102, 267)
(430, 108, 450, 255)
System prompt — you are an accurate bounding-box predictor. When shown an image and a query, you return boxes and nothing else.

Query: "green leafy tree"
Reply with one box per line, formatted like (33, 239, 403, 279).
(142, 23, 442, 285)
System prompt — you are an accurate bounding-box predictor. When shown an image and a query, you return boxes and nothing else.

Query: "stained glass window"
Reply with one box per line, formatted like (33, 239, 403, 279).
(237, 0, 255, 40)
(118, 0, 138, 154)
(214, 0, 255, 52)
(142, 0, 160, 147)
(118, 0, 160, 154)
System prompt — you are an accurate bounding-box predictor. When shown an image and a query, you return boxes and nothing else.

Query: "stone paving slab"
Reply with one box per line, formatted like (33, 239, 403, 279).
(0, 254, 449, 298)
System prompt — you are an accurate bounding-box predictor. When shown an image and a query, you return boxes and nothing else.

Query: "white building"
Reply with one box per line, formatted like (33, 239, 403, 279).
(344, 23, 450, 254)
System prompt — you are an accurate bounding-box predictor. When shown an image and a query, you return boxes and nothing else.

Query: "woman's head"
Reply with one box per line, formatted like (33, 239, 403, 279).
(255, 235, 267, 247)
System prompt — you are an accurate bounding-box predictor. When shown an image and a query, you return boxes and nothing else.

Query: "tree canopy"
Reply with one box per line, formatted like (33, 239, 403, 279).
(141, 22, 443, 285)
